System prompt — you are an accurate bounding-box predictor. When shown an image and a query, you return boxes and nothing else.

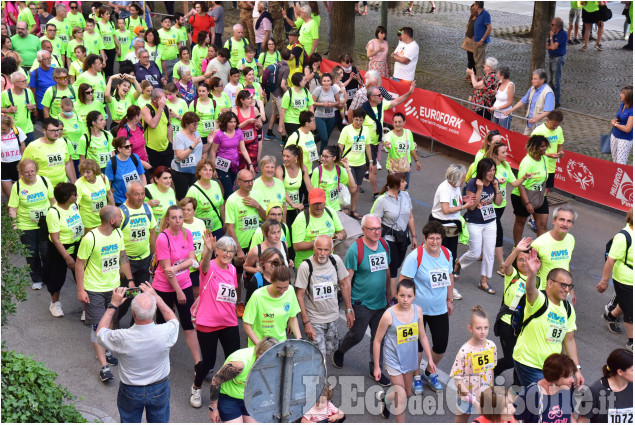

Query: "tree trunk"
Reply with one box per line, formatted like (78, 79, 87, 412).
(530, 1, 556, 83)
(328, 2, 356, 62)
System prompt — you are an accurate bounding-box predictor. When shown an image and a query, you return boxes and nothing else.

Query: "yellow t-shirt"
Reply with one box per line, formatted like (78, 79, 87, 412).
(46, 203, 84, 253)
(531, 232, 575, 290)
(22, 138, 71, 187)
(75, 176, 111, 228)
(608, 226, 634, 285)
(7, 176, 54, 230)
(77, 228, 125, 292)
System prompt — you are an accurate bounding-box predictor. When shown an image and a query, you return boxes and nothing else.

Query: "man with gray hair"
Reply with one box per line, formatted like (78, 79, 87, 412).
(29, 50, 55, 121)
(140, 88, 173, 169)
(97, 283, 179, 423)
(124, 38, 147, 64)
(505, 68, 555, 135)
(134, 48, 165, 88)
(42, 67, 75, 119)
(224, 23, 250, 68)
(297, 4, 319, 56)
(546, 17, 567, 108)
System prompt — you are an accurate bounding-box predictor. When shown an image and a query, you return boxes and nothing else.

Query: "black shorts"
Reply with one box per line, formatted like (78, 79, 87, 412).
(511, 193, 549, 218)
(614, 279, 633, 323)
(582, 8, 601, 24)
(418, 312, 449, 355)
(546, 173, 555, 189)
(369, 144, 379, 163)
(155, 286, 195, 331)
(1, 160, 19, 182)
(350, 165, 367, 186)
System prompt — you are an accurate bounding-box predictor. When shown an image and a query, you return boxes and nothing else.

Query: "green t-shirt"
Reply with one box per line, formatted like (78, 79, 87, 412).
(77, 131, 114, 169)
(175, 25, 188, 46)
(239, 58, 260, 84)
(144, 184, 177, 231)
(18, 7, 36, 31)
(220, 347, 256, 399)
(7, 176, 54, 231)
(144, 104, 170, 151)
(513, 291, 577, 369)
(66, 40, 83, 63)
(108, 90, 137, 123)
(69, 58, 83, 78)
(281, 87, 314, 124)
(583, 1, 599, 13)
(311, 165, 349, 211)
(120, 202, 157, 259)
(73, 71, 107, 105)
(46, 203, 84, 252)
(363, 101, 391, 145)
(291, 207, 343, 265)
(183, 218, 206, 272)
(40, 35, 64, 57)
(189, 98, 216, 137)
(116, 30, 132, 61)
(41, 86, 76, 119)
(298, 19, 319, 53)
(65, 11, 87, 30)
(224, 36, 249, 68)
(501, 267, 528, 325)
(285, 129, 318, 174)
(50, 18, 72, 44)
(22, 138, 70, 187)
(494, 161, 517, 209)
(82, 30, 104, 56)
(59, 113, 83, 159)
(530, 123, 564, 173)
(344, 237, 391, 310)
(608, 226, 634, 284)
(238, 81, 263, 101)
(74, 100, 106, 135)
(531, 232, 575, 290)
(252, 177, 286, 214)
(172, 60, 200, 79)
(158, 27, 179, 60)
(75, 176, 111, 228)
(166, 98, 189, 134)
(10, 34, 40, 66)
(570, 1, 582, 9)
(249, 223, 290, 250)
(384, 129, 415, 171)
(144, 42, 162, 67)
(281, 166, 303, 211)
(225, 191, 263, 249)
(212, 92, 232, 119)
(243, 285, 301, 347)
(1, 89, 34, 134)
(258, 50, 281, 70)
(96, 20, 117, 49)
(185, 182, 224, 231)
(511, 155, 548, 196)
(191, 44, 207, 74)
(78, 228, 125, 292)
(124, 16, 147, 37)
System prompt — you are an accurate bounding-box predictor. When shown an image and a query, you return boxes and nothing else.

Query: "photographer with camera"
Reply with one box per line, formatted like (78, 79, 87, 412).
(97, 283, 179, 423)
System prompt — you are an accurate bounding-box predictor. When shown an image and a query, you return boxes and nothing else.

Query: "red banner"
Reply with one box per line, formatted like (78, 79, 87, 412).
(322, 60, 632, 211)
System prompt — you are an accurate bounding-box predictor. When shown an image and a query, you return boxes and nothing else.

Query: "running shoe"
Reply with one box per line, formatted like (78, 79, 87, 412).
(80, 310, 86, 322)
(573, 38, 581, 44)
(369, 370, 391, 386)
(49, 301, 64, 318)
(99, 366, 114, 382)
(422, 372, 443, 393)
(332, 351, 344, 369)
(608, 322, 623, 334)
(190, 385, 202, 408)
(264, 132, 280, 141)
(236, 302, 245, 318)
(363, 172, 370, 182)
(527, 216, 537, 232)
(412, 375, 424, 395)
(627, 341, 633, 353)
(567, 39, 574, 45)
(32, 282, 42, 290)
(105, 350, 119, 366)
(453, 288, 463, 300)
(602, 309, 619, 323)
(376, 163, 382, 170)
(376, 391, 390, 419)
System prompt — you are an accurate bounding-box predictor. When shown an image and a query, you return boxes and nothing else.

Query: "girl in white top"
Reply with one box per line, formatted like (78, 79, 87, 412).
(1, 114, 26, 199)
(490, 66, 515, 130)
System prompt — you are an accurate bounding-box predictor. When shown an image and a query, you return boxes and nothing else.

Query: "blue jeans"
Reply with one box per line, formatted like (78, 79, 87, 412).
(117, 378, 170, 423)
(315, 116, 337, 154)
(492, 115, 512, 130)
(217, 169, 237, 200)
(547, 55, 565, 105)
(514, 360, 544, 388)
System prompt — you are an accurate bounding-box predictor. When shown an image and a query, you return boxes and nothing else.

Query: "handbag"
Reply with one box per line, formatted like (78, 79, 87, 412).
(460, 37, 475, 52)
(190, 269, 214, 326)
(599, 4, 612, 22)
(601, 134, 611, 154)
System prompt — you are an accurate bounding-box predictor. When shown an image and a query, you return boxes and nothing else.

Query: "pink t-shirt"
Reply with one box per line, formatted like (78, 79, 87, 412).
(152, 229, 195, 292)
(195, 260, 239, 329)
(302, 401, 339, 422)
(117, 123, 148, 162)
(212, 129, 243, 172)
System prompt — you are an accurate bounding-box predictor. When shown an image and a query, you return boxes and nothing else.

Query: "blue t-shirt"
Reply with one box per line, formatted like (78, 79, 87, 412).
(549, 29, 568, 57)
(520, 84, 555, 126)
(29, 67, 55, 109)
(134, 62, 163, 88)
(612, 102, 633, 140)
(105, 154, 145, 204)
(464, 178, 497, 224)
(401, 246, 453, 317)
(344, 239, 390, 311)
(514, 383, 574, 423)
(474, 9, 491, 43)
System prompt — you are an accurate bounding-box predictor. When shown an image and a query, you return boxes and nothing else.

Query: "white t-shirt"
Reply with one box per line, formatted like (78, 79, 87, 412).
(206, 58, 231, 86)
(124, 51, 139, 64)
(431, 179, 462, 220)
(393, 40, 419, 81)
(1, 127, 26, 163)
(224, 83, 241, 107)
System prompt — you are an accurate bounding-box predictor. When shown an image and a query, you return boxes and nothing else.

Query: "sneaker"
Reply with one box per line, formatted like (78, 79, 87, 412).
(332, 350, 344, 369)
(236, 302, 245, 318)
(567, 39, 574, 45)
(369, 370, 390, 386)
(99, 366, 114, 382)
(595, 43, 603, 51)
(190, 385, 202, 408)
(573, 38, 581, 44)
(376, 390, 390, 419)
(264, 133, 280, 141)
(412, 375, 424, 395)
(32, 282, 43, 290)
(363, 172, 370, 182)
(602, 308, 619, 323)
(80, 311, 86, 321)
(105, 350, 119, 366)
(527, 216, 537, 232)
(452, 288, 463, 300)
(627, 341, 633, 353)
(422, 372, 443, 393)
(49, 301, 64, 317)
(376, 163, 382, 170)
(608, 322, 623, 334)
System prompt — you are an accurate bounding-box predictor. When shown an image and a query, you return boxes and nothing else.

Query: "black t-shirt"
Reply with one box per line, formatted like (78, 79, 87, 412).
(581, 377, 633, 423)
(464, 178, 497, 224)
(343, 66, 360, 105)
(514, 382, 574, 423)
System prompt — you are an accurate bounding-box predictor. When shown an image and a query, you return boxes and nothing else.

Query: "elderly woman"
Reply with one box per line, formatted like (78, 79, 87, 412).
(172, 111, 204, 199)
(490, 65, 515, 130)
(366, 26, 390, 77)
(176, 67, 203, 105)
(173, 46, 206, 84)
(75, 159, 115, 231)
(252, 156, 286, 215)
(466, 56, 498, 121)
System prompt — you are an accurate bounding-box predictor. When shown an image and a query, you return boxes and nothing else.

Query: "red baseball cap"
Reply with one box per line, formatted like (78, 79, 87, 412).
(308, 188, 326, 204)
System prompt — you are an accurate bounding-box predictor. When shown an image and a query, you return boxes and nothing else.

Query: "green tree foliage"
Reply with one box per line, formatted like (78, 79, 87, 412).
(1, 207, 30, 327)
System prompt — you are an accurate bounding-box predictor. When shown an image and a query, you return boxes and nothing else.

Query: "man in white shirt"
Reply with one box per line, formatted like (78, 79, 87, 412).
(206, 48, 231, 85)
(391, 27, 419, 84)
(124, 38, 146, 64)
(224, 67, 242, 107)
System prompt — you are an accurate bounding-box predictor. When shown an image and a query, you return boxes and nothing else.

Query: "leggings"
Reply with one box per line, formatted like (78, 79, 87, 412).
(43, 240, 77, 295)
(103, 48, 117, 78)
(493, 320, 520, 385)
(418, 313, 449, 355)
(495, 206, 505, 248)
(171, 170, 197, 201)
(194, 325, 241, 388)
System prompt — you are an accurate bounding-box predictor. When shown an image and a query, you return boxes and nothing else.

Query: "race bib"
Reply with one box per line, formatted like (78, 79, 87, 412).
(117, 35, 128, 44)
(102, 34, 113, 45)
(480, 203, 496, 221)
(29, 208, 46, 223)
(500, 186, 506, 199)
(368, 253, 388, 272)
(58, 34, 69, 43)
(95, 91, 105, 102)
(242, 128, 255, 141)
(166, 38, 176, 46)
(293, 97, 306, 109)
(471, 348, 495, 374)
(546, 323, 566, 344)
(215, 156, 231, 172)
(608, 408, 633, 424)
(308, 148, 319, 162)
(288, 191, 300, 205)
(193, 239, 203, 255)
(346, 88, 357, 98)
(101, 254, 119, 273)
(70, 222, 84, 238)
(122, 170, 140, 184)
(216, 282, 237, 303)
(180, 154, 196, 168)
(531, 183, 543, 192)
(202, 217, 214, 229)
(396, 322, 418, 345)
(97, 152, 111, 168)
(509, 280, 526, 310)
(329, 188, 339, 203)
(46, 153, 64, 167)
(395, 141, 409, 154)
(203, 120, 215, 133)
(173, 259, 187, 276)
(352, 141, 365, 153)
(171, 123, 181, 133)
(242, 215, 259, 231)
(312, 281, 335, 301)
(91, 199, 106, 213)
(129, 227, 147, 243)
(429, 270, 450, 289)
(323, 107, 333, 115)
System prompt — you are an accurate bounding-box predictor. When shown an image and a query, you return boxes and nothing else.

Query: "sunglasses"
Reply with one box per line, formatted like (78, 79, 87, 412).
(122, 145, 132, 149)
(85, 90, 94, 94)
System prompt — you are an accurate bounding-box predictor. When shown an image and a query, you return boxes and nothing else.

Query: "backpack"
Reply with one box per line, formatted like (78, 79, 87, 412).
(48, 84, 76, 110)
(287, 86, 309, 106)
(7, 88, 33, 121)
(317, 164, 341, 188)
(82, 130, 111, 156)
(356, 236, 389, 267)
(301, 255, 339, 299)
(143, 103, 170, 133)
(516, 290, 572, 337)
(415, 244, 450, 268)
(109, 152, 140, 177)
(119, 202, 152, 230)
(262, 62, 279, 94)
(125, 16, 145, 31)
(82, 228, 124, 266)
(227, 37, 249, 52)
(605, 229, 632, 269)
(192, 97, 217, 116)
(303, 207, 334, 230)
(191, 183, 222, 228)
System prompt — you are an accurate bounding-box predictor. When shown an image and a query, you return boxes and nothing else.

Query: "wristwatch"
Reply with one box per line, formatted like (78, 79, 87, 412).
(209, 406, 217, 412)
(345, 308, 353, 314)
(107, 302, 118, 310)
